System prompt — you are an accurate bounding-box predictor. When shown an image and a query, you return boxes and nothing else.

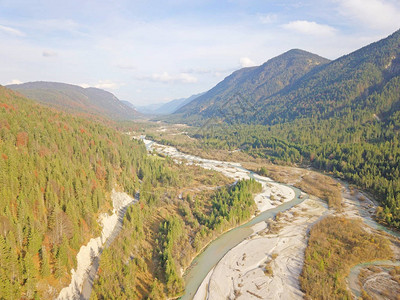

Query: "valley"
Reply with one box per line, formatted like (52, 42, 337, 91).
(137, 131, 398, 300)
(1, 22, 400, 300)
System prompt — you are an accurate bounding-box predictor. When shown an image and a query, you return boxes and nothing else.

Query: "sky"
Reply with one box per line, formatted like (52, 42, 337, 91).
(1, 0, 400, 106)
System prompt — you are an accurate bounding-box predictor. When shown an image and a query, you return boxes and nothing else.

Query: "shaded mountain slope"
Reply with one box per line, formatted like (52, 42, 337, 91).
(252, 29, 400, 125)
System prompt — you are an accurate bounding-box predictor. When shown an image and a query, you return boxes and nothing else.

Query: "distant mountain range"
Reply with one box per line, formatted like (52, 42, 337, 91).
(135, 92, 204, 115)
(6, 29, 400, 126)
(7, 81, 141, 120)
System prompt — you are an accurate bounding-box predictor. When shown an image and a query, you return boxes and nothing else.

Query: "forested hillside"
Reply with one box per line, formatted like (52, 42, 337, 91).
(172, 49, 330, 123)
(91, 178, 261, 299)
(249, 29, 400, 125)
(173, 30, 400, 125)
(7, 81, 140, 121)
(0, 86, 262, 299)
(160, 29, 400, 229)
(0, 85, 152, 298)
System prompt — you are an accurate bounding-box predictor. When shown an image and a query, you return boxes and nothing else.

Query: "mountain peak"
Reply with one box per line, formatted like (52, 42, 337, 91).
(265, 49, 330, 66)
(175, 48, 329, 118)
(174, 28, 400, 126)
(283, 48, 313, 55)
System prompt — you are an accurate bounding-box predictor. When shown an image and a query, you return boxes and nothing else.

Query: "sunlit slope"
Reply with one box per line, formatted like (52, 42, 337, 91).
(7, 81, 141, 120)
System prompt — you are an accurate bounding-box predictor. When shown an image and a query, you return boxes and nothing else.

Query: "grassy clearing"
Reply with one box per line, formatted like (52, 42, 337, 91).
(300, 216, 392, 299)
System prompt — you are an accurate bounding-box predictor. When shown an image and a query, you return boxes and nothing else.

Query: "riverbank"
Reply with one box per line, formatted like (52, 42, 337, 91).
(57, 190, 136, 299)
(194, 196, 328, 299)
(144, 139, 307, 299)
(144, 138, 399, 299)
(146, 140, 295, 214)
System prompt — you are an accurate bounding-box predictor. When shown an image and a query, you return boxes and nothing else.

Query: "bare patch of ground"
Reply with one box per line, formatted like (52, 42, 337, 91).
(358, 265, 400, 300)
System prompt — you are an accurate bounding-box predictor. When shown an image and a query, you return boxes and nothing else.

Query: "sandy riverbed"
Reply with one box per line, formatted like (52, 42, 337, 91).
(146, 141, 294, 213)
(145, 139, 398, 300)
(193, 197, 328, 300)
(57, 190, 135, 300)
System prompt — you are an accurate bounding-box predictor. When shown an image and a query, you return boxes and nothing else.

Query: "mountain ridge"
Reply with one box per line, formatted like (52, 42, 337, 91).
(173, 29, 400, 126)
(168, 28, 400, 229)
(7, 81, 141, 121)
(175, 49, 331, 120)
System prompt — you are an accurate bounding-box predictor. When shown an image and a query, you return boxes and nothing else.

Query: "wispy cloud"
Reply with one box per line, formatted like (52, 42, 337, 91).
(138, 72, 197, 83)
(42, 50, 58, 57)
(79, 80, 123, 90)
(0, 25, 25, 37)
(6, 79, 23, 85)
(334, 0, 400, 31)
(1, 0, 397, 105)
(94, 80, 123, 89)
(183, 67, 236, 75)
(283, 20, 336, 36)
(258, 13, 278, 24)
(240, 57, 256, 68)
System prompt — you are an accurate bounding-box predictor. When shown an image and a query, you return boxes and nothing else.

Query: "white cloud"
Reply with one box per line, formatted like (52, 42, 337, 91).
(6, 79, 23, 85)
(258, 13, 278, 24)
(94, 80, 122, 90)
(183, 67, 236, 75)
(0, 25, 25, 37)
(139, 72, 197, 83)
(2, 1, 394, 105)
(335, 0, 400, 31)
(178, 73, 198, 83)
(78, 80, 123, 90)
(184, 67, 214, 74)
(42, 50, 58, 57)
(283, 20, 336, 36)
(150, 72, 174, 82)
(240, 57, 256, 68)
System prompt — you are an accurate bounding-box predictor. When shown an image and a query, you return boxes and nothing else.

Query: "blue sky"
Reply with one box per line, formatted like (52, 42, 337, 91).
(1, 0, 399, 105)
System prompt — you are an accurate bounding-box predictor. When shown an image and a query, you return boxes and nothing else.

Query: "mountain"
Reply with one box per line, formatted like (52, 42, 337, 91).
(6, 81, 141, 120)
(0, 85, 259, 299)
(135, 102, 164, 114)
(121, 100, 136, 109)
(176, 29, 400, 228)
(175, 30, 400, 126)
(174, 49, 330, 122)
(0, 85, 151, 298)
(248, 29, 400, 126)
(137, 92, 204, 115)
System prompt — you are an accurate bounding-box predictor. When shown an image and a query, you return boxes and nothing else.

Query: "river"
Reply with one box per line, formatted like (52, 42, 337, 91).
(143, 138, 400, 299)
(143, 138, 309, 299)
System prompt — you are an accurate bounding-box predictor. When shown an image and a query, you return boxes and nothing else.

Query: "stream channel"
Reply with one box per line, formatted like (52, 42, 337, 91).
(143, 138, 400, 299)
(143, 138, 306, 299)
(345, 190, 400, 298)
